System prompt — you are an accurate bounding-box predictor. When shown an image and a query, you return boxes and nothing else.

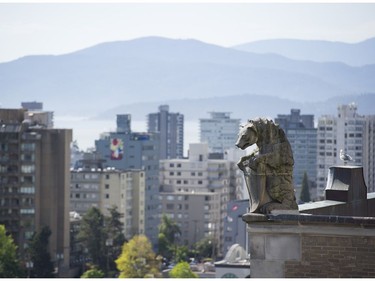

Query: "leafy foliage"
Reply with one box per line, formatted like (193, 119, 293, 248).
(174, 245, 189, 263)
(0, 225, 22, 277)
(158, 214, 181, 261)
(194, 236, 214, 260)
(299, 171, 311, 203)
(169, 262, 198, 278)
(80, 268, 105, 278)
(77, 206, 128, 277)
(28, 226, 54, 278)
(104, 206, 126, 274)
(116, 235, 161, 278)
(77, 207, 106, 269)
(159, 214, 181, 243)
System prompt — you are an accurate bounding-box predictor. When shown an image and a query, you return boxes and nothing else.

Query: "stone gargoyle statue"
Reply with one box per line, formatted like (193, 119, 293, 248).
(235, 118, 298, 214)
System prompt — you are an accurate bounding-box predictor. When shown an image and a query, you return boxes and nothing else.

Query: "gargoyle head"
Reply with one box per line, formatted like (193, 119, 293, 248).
(235, 120, 258, 150)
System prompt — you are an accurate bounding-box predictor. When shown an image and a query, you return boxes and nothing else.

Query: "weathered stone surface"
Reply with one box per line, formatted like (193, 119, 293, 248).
(249, 234, 265, 259)
(242, 212, 268, 223)
(265, 235, 301, 260)
(236, 118, 298, 214)
(250, 260, 284, 278)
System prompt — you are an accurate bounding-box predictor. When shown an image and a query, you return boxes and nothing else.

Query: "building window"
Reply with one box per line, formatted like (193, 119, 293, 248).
(166, 204, 174, 210)
(21, 143, 35, 151)
(105, 184, 109, 189)
(20, 208, 35, 214)
(106, 194, 109, 199)
(21, 165, 35, 173)
(20, 187, 35, 194)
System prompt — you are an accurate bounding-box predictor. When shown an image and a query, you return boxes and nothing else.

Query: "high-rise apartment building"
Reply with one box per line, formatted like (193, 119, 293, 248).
(200, 112, 240, 154)
(95, 114, 160, 247)
(21, 101, 54, 129)
(147, 105, 184, 159)
(363, 115, 375, 193)
(0, 108, 71, 276)
(317, 103, 366, 198)
(70, 152, 145, 239)
(159, 143, 243, 258)
(275, 109, 317, 198)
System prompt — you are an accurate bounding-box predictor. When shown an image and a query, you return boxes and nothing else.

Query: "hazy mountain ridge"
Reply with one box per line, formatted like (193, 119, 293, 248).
(233, 37, 375, 66)
(0, 36, 374, 117)
(95, 93, 375, 123)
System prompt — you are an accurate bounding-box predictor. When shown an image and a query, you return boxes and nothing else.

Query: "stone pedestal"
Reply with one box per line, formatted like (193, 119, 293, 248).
(243, 213, 375, 278)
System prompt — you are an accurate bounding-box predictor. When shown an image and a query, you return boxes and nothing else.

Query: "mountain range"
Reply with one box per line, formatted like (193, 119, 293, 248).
(234, 38, 375, 67)
(1, 36, 375, 120)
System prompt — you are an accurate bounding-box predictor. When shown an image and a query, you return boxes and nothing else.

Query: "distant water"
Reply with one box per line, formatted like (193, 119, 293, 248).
(54, 115, 200, 157)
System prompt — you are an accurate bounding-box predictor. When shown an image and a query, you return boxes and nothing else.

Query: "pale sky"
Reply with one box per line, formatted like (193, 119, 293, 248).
(1, 2, 375, 63)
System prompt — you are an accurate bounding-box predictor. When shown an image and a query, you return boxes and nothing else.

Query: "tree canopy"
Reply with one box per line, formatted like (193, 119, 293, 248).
(0, 225, 22, 278)
(28, 225, 54, 278)
(116, 235, 161, 278)
(169, 261, 198, 278)
(104, 206, 126, 276)
(77, 207, 106, 268)
(81, 267, 105, 278)
(194, 236, 215, 260)
(158, 214, 181, 261)
(77, 206, 128, 277)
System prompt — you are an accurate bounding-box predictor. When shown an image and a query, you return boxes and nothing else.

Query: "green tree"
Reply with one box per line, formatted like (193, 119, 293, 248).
(105, 206, 126, 247)
(299, 171, 311, 203)
(158, 214, 181, 261)
(159, 214, 181, 243)
(174, 245, 189, 263)
(0, 225, 22, 277)
(78, 207, 106, 269)
(116, 235, 161, 278)
(104, 206, 126, 276)
(168, 261, 198, 278)
(28, 226, 54, 278)
(194, 236, 215, 260)
(80, 268, 105, 278)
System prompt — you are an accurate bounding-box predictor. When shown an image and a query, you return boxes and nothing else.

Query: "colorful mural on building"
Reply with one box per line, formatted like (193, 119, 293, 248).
(110, 138, 123, 160)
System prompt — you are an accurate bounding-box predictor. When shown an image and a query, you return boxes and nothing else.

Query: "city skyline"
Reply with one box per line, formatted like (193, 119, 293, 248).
(1, 3, 375, 63)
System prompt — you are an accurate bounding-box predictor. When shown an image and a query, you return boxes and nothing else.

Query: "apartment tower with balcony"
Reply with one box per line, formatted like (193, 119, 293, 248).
(0, 108, 71, 276)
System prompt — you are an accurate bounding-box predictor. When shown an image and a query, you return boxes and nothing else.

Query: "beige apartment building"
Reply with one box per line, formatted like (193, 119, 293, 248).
(159, 143, 243, 258)
(100, 169, 146, 238)
(70, 153, 145, 239)
(0, 108, 71, 277)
